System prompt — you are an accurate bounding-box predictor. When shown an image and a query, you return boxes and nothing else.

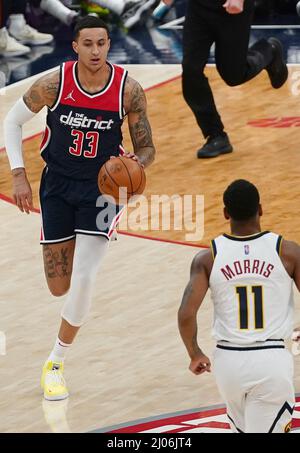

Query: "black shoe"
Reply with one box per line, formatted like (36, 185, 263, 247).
(197, 135, 233, 158)
(266, 37, 288, 89)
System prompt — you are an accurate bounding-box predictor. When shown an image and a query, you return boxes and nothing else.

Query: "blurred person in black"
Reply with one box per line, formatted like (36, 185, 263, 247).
(182, 0, 288, 158)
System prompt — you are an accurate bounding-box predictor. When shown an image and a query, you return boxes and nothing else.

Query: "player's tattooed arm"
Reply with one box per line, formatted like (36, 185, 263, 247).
(125, 77, 155, 168)
(23, 70, 60, 113)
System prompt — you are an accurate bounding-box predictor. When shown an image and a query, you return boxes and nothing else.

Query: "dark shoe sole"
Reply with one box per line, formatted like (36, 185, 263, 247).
(267, 38, 288, 89)
(197, 144, 233, 158)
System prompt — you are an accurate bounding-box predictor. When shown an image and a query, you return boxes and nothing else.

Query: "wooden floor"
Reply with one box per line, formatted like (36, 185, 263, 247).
(0, 65, 299, 432)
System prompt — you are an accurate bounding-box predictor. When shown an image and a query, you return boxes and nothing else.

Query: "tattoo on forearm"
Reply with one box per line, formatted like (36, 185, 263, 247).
(130, 115, 153, 149)
(130, 81, 145, 113)
(130, 115, 155, 167)
(44, 245, 70, 279)
(125, 77, 155, 166)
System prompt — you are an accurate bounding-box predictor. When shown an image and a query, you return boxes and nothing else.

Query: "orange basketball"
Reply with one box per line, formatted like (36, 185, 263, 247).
(98, 156, 146, 204)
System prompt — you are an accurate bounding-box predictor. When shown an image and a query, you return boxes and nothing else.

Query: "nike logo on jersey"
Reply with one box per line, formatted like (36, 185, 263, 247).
(60, 111, 114, 130)
(64, 90, 76, 102)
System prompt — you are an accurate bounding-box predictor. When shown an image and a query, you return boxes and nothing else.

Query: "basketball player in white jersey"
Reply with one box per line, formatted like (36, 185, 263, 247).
(178, 179, 300, 433)
(4, 16, 155, 401)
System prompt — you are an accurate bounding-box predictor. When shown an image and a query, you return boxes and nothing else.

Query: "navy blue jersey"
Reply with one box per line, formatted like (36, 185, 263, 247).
(40, 61, 128, 180)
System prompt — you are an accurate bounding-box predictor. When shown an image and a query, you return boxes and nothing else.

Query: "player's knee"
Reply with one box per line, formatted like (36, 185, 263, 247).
(48, 282, 70, 297)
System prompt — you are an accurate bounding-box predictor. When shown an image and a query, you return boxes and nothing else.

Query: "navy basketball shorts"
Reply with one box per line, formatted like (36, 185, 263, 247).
(39, 167, 124, 244)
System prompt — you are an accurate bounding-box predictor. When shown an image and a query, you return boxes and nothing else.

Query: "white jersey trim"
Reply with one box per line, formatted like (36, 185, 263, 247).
(72, 61, 115, 99)
(50, 63, 65, 112)
(40, 125, 51, 154)
(40, 234, 76, 244)
(119, 69, 128, 120)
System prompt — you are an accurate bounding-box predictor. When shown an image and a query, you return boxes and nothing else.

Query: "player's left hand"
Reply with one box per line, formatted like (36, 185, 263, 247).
(189, 352, 211, 375)
(223, 0, 244, 14)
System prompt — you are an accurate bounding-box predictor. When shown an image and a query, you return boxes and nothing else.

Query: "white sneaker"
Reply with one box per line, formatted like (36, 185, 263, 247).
(9, 24, 53, 46)
(121, 0, 157, 29)
(0, 28, 30, 57)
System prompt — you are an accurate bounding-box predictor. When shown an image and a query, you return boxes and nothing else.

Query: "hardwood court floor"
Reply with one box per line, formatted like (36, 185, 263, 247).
(0, 65, 299, 432)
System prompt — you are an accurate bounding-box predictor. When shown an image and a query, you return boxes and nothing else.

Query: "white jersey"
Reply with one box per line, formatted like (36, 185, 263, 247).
(209, 231, 294, 344)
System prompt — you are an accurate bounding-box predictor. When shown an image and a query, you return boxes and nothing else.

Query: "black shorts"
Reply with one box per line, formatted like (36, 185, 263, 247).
(39, 167, 123, 244)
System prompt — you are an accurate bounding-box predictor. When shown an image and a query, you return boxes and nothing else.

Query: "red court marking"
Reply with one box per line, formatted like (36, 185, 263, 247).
(110, 407, 227, 433)
(0, 192, 208, 248)
(248, 117, 300, 128)
(144, 74, 181, 93)
(118, 230, 208, 249)
(107, 396, 300, 433)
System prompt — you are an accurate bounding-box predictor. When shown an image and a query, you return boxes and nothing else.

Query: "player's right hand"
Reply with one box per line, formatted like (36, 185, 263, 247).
(189, 352, 211, 375)
(12, 171, 33, 214)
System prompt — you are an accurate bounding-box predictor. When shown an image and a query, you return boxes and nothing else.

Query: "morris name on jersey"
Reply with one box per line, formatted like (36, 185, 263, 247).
(221, 259, 275, 281)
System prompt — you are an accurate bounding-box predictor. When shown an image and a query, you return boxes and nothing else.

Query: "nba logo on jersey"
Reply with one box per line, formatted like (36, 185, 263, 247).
(244, 245, 250, 255)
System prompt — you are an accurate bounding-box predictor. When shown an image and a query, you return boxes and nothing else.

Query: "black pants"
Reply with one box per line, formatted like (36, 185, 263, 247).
(182, 0, 274, 139)
(0, 0, 28, 27)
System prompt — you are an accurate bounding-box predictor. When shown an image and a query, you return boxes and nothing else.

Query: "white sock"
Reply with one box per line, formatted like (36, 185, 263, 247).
(92, 0, 125, 15)
(40, 0, 78, 25)
(8, 14, 26, 34)
(48, 337, 71, 364)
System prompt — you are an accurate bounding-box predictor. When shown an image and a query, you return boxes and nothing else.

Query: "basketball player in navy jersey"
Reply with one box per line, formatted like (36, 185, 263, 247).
(4, 16, 155, 400)
(178, 180, 300, 433)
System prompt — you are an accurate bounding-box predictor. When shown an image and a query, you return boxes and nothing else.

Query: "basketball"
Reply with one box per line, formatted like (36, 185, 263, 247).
(98, 156, 146, 204)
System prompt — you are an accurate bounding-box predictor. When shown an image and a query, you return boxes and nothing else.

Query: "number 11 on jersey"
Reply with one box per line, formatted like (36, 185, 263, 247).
(236, 285, 264, 330)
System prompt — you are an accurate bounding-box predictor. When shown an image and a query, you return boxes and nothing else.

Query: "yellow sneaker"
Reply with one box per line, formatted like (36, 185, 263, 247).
(41, 361, 69, 401)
